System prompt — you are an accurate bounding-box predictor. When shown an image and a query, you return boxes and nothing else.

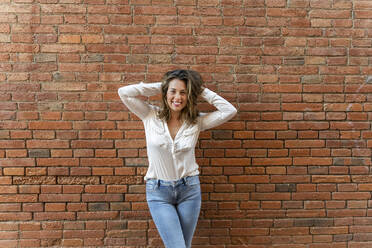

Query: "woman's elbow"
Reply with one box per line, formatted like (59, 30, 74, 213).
(226, 106, 237, 120)
(230, 106, 237, 118)
(118, 87, 125, 97)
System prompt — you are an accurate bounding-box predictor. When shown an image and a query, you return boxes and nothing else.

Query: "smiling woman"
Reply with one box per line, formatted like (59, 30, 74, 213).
(167, 79, 187, 115)
(117, 69, 237, 248)
(165, 78, 188, 140)
(158, 69, 204, 126)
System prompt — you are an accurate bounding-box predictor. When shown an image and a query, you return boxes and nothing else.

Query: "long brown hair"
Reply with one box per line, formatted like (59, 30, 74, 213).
(157, 69, 203, 124)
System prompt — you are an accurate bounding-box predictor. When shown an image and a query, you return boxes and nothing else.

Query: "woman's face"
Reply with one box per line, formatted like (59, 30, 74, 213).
(166, 78, 187, 115)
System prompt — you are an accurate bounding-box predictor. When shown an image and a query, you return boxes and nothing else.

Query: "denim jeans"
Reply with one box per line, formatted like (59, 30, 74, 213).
(146, 175, 201, 248)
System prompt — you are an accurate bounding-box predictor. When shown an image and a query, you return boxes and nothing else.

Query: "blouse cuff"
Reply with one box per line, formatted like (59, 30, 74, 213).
(138, 82, 162, 97)
(201, 88, 217, 103)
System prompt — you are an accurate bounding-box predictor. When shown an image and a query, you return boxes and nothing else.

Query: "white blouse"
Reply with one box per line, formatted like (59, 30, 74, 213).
(118, 82, 237, 181)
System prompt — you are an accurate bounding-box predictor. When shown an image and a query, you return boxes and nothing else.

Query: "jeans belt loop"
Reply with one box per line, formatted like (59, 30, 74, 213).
(182, 177, 187, 186)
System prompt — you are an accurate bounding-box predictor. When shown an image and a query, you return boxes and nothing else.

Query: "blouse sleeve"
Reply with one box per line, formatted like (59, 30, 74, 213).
(118, 82, 162, 120)
(199, 88, 237, 131)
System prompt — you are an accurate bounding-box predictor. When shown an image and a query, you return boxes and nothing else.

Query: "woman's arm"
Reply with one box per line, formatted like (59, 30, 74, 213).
(118, 82, 162, 120)
(199, 88, 237, 131)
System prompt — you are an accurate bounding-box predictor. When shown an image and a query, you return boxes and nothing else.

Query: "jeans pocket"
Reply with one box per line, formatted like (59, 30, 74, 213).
(146, 180, 157, 192)
(186, 176, 200, 186)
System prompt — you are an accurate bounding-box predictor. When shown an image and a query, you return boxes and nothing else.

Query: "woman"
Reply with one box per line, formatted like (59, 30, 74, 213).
(118, 69, 237, 248)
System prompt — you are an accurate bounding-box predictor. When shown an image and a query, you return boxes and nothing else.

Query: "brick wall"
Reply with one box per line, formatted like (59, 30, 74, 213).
(1, 0, 372, 247)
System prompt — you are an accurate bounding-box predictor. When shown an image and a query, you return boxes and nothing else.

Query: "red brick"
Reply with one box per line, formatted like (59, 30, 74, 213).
(41, 44, 84, 53)
(26, 140, 69, 149)
(45, 203, 66, 212)
(312, 176, 351, 183)
(39, 194, 80, 202)
(77, 211, 119, 220)
(71, 140, 113, 149)
(36, 158, 78, 167)
(0, 212, 32, 221)
(243, 140, 283, 148)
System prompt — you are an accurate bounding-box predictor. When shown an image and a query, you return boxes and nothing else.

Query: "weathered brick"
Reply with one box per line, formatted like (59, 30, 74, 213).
(28, 149, 50, 158)
(275, 184, 296, 192)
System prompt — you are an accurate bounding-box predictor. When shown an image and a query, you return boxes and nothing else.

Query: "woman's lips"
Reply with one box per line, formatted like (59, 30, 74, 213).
(172, 101, 181, 107)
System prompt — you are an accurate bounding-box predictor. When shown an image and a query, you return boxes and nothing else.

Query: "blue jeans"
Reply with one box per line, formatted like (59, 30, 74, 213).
(146, 176, 201, 248)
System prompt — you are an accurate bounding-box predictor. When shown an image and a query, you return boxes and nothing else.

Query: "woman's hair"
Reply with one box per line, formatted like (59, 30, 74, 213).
(157, 69, 204, 124)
